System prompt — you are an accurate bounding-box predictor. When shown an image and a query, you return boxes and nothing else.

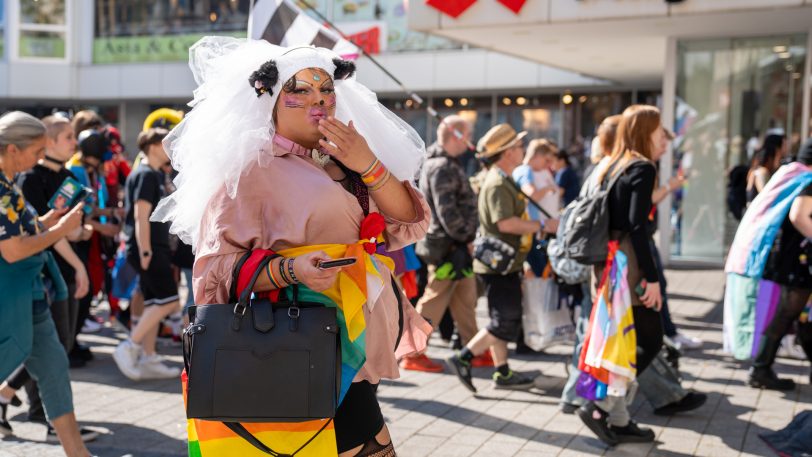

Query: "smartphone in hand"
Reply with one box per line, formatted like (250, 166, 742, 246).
(317, 257, 357, 270)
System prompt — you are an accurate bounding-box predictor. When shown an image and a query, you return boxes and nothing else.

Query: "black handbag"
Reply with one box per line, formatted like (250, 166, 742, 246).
(183, 254, 340, 454)
(472, 235, 517, 275)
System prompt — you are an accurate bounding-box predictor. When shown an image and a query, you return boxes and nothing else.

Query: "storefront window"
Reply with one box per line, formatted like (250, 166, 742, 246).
(673, 35, 807, 262)
(18, 0, 67, 59)
(496, 95, 561, 144)
(93, 0, 250, 63)
(333, 0, 461, 52)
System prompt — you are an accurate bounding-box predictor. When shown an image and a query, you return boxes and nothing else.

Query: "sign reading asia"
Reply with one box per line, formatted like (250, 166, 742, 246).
(93, 32, 245, 64)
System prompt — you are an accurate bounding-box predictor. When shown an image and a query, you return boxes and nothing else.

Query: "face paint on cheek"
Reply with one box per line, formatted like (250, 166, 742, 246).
(324, 94, 337, 109)
(282, 95, 306, 109)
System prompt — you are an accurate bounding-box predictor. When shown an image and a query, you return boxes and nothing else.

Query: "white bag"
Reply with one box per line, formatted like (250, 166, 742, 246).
(521, 277, 576, 351)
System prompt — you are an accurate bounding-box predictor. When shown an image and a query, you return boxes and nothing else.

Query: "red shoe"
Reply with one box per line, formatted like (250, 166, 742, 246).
(471, 351, 495, 368)
(400, 354, 444, 373)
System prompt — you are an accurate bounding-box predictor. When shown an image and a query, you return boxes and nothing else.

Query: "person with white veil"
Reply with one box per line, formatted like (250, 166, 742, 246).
(151, 37, 432, 456)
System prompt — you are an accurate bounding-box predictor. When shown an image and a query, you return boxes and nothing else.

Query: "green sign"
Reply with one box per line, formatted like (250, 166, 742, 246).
(19, 34, 65, 58)
(93, 31, 245, 64)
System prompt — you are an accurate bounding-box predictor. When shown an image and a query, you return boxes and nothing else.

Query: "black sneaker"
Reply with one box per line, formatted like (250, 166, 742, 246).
(492, 371, 534, 390)
(610, 421, 655, 443)
(560, 402, 580, 415)
(71, 345, 94, 362)
(748, 367, 796, 391)
(653, 392, 707, 416)
(0, 403, 12, 437)
(46, 424, 100, 443)
(446, 355, 476, 393)
(576, 402, 618, 446)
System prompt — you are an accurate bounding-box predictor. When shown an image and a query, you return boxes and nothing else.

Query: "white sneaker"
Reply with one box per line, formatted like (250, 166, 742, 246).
(777, 334, 807, 360)
(672, 333, 702, 350)
(81, 318, 103, 334)
(113, 340, 143, 381)
(137, 354, 181, 380)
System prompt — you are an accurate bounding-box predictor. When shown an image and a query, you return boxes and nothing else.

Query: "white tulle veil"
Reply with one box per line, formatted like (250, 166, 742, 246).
(152, 36, 425, 250)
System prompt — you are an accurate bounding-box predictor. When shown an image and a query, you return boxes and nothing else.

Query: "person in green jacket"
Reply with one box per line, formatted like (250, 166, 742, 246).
(0, 111, 93, 457)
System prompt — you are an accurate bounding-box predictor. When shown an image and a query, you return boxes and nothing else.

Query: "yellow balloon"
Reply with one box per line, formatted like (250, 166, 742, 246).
(143, 108, 183, 132)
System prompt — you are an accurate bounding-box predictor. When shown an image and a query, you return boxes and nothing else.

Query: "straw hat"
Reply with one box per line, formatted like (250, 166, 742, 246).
(476, 123, 528, 159)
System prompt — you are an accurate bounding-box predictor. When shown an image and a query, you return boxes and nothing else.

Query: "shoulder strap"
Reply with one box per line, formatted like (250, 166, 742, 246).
(604, 158, 644, 193)
(223, 419, 333, 457)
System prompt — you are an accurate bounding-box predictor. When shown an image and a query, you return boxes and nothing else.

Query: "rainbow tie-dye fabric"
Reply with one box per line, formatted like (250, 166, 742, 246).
(579, 245, 637, 398)
(185, 242, 394, 456)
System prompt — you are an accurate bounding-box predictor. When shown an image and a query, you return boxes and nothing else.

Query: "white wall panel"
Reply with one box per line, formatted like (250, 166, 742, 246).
(550, 0, 667, 22)
(9, 63, 72, 98)
(669, 0, 804, 15)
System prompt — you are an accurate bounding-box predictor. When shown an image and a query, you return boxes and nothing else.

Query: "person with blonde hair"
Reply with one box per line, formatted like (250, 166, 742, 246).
(577, 105, 664, 445)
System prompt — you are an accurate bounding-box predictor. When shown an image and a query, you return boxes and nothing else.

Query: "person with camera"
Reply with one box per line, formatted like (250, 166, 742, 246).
(446, 124, 558, 392)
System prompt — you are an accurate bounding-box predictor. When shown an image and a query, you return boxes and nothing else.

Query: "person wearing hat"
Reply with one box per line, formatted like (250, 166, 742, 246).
(747, 138, 812, 390)
(446, 123, 558, 392)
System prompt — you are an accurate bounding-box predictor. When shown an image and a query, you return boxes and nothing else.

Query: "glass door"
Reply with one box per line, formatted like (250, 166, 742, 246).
(672, 34, 808, 262)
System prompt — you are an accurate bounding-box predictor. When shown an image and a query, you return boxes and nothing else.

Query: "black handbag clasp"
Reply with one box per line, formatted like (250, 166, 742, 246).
(288, 306, 300, 332)
(252, 300, 275, 333)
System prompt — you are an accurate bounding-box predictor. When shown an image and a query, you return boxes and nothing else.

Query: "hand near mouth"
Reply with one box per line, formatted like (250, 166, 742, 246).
(317, 117, 376, 173)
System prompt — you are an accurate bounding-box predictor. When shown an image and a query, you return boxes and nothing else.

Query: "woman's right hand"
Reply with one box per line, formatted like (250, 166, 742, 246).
(640, 281, 662, 311)
(292, 251, 343, 292)
(55, 203, 84, 235)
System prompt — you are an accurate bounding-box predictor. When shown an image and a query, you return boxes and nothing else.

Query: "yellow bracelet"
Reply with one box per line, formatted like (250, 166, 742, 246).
(360, 158, 380, 177)
(369, 169, 392, 192)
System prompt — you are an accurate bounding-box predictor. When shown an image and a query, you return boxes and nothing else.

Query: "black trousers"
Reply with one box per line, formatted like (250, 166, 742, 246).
(754, 286, 812, 369)
(632, 305, 664, 376)
(334, 381, 384, 453)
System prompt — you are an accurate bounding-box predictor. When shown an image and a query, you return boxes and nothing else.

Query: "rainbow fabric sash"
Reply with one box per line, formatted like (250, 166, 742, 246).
(185, 241, 395, 456)
(723, 162, 812, 360)
(578, 242, 637, 398)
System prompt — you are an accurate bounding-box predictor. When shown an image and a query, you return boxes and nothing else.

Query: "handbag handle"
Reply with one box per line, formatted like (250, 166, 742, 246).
(223, 419, 332, 456)
(234, 254, 279, 314)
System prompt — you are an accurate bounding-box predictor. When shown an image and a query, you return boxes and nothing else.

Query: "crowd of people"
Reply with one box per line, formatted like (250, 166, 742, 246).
(0, 40, 810, 457)
(0, 108, 192, 457)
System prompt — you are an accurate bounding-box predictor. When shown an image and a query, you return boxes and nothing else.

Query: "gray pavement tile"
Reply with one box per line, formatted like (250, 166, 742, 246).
(5, 268, 809, 456)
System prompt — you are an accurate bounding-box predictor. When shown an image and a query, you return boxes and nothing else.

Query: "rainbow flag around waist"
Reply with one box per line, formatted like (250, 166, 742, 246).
(185, 240, 395, 456)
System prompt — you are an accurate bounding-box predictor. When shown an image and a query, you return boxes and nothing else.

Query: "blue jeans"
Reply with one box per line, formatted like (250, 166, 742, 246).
(23, 302, 74, 421)
(561, 282, 591, 406)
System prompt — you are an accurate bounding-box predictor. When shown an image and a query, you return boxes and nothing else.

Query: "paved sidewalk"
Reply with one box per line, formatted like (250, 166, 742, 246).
(1, 268, 810, 456)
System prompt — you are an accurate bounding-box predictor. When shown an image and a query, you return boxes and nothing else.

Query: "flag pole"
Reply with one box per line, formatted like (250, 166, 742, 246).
(292, 3, 551, 215)
(296, 1, 471, 146)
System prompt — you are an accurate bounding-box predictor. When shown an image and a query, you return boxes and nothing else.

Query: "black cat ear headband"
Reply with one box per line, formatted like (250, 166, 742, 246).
(248, 58, 356, 98)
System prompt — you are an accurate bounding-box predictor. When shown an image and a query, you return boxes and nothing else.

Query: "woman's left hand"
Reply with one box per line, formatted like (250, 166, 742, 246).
(318, 117, 376, 173)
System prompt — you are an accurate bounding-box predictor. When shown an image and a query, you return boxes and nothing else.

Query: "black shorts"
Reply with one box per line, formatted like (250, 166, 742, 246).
(129, 249, 178, 306)
(479, 272, 523, 342)
(334, 381, 384, 453)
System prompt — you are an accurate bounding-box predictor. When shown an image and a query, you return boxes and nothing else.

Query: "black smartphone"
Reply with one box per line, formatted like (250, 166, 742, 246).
(317, 257, 357, 269)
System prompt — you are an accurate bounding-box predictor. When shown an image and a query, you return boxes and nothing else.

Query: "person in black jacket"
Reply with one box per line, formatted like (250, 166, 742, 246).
(577, 105, 664, 446)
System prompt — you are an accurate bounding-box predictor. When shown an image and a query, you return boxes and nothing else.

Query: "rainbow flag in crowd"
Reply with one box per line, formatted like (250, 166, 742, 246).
(578, 243, 637, 399)
(724, 162, 812, 360)
(185, 221, 395, 456)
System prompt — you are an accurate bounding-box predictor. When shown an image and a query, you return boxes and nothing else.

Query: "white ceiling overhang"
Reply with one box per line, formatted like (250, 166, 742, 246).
(409, 1, 812, 86)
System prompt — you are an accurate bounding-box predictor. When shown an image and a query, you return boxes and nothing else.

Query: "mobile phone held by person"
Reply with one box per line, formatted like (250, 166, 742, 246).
(317, 257, 357, 269)
(48, 177, 92, 212)
(635, 279, 648, 297)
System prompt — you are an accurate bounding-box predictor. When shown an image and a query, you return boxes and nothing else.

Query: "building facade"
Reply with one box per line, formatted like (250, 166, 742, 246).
(0, 0, 654, 163)
(409, 0, 812, 265)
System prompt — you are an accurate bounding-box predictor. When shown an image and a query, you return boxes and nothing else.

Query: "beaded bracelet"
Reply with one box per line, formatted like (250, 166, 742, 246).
(287, 258, 300, 284)
(368, 169, 392, 192)
(266, 260, 283, 289)
(279, 256, 292, 285)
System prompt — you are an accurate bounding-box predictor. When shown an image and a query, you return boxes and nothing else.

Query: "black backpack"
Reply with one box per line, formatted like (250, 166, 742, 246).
(554, 159, 641, 265)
